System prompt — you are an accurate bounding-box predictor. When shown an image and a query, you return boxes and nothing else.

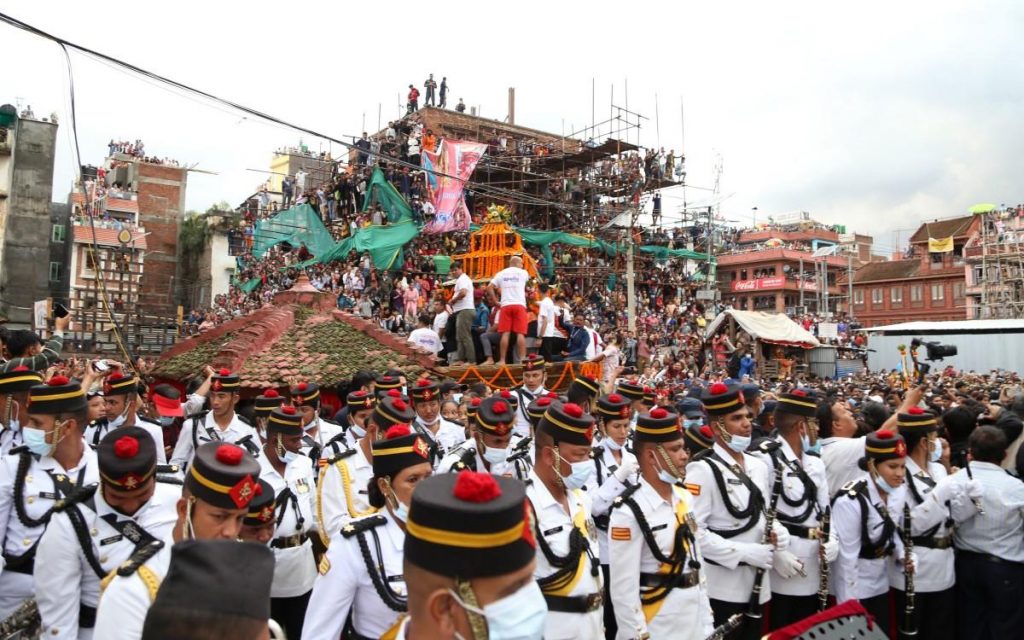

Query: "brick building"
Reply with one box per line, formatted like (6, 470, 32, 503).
(851, 215, 978, 326)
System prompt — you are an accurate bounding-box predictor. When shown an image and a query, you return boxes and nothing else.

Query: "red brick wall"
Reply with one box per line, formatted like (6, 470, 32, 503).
(852, 275, 966, 326)
(136, 162, 187, 316)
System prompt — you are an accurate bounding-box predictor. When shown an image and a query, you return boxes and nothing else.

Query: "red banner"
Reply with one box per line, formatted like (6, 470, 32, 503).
(731, 277, 817, 292)
(421, 139, 487, 234)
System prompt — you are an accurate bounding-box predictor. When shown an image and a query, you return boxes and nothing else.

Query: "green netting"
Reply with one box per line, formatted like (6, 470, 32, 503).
(251, 203, 336, 259)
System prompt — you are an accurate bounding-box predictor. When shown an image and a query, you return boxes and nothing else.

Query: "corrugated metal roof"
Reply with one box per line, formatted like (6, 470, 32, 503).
(863, 319, 1024, 333)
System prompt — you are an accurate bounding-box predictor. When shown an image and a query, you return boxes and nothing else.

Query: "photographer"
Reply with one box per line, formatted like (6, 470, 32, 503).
(1, 311, 71, 373)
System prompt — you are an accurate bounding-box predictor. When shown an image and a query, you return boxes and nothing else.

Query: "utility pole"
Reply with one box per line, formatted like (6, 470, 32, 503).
(847, 252, 854, 318)
(799, 256, 805, 310)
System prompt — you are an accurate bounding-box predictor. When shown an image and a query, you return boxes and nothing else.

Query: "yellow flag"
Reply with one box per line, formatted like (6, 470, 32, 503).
(928, 236, 954, 253)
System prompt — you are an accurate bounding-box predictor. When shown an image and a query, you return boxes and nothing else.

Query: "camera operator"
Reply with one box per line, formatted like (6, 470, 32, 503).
(1, 311, 72, 373)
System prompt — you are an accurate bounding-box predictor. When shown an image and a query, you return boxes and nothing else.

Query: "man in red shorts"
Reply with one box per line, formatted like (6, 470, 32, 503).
(488, 255, 531, 364)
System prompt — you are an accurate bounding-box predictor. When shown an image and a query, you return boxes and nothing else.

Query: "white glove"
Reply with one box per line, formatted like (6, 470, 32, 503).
(741, 543, 775, 570)
(822, 539, 840, 563)
(966, 478, 984, 501)
(930, 478, 954, 505)
(773, 523, 791, 550)
(773, 549, 804, 579)
(613, 458, 640, 483)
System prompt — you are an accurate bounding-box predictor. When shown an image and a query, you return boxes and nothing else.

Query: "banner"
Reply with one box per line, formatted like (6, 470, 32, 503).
(731, 276, 816, 292)
(421, 139, 487, 234)
(928, 236, 954, 253)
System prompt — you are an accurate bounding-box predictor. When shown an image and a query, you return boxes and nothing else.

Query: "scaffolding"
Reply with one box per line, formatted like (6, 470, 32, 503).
(974, 211, 1024, 319)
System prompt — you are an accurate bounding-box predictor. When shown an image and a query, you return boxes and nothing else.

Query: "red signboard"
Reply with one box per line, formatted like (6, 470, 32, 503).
(731, 277, 817, 292)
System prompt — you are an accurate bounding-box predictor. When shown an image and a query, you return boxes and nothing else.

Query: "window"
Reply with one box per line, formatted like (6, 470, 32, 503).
(953, 281, 966, 299)
(853, 289, 864, 304)
(931, 283, 945, 301)
(910, 285, 923, 302)
(890, 287, 903, 303)
(51, 224, 66, 243)
(872, 288, 884, 305)
(973, 266, 984, 284)
(48, 262, 62, 282)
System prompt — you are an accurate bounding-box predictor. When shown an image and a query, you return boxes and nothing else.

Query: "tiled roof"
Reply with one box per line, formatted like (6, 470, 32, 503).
(72, 225, 148, 250)
(853, 259, 919, 283)
(909, 216, 976, 243)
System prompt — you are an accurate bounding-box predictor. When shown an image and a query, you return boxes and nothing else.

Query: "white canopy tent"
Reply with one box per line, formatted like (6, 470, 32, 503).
(705, 309, 821, 348)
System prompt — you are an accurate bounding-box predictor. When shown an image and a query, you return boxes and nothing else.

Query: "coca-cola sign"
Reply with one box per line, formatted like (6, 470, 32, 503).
(732, 276, 785, 291)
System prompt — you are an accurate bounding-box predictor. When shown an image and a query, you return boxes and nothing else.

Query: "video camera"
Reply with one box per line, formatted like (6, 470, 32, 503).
(910, 337, 958, 361)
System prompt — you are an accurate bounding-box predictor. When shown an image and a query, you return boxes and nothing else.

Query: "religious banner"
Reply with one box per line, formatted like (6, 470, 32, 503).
(421, 139, 487, 233)
(928, 236, 954, 253)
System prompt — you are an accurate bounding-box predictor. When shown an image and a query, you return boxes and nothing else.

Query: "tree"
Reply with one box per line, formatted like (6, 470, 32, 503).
(177, 213, 210, 308)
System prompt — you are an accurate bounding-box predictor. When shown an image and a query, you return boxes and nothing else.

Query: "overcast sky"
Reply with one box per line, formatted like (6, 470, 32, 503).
(2, 0, 1021, 256)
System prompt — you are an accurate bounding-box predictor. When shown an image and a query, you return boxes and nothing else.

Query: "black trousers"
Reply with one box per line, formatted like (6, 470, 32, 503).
(601, 564, 617, 640)
(769, 592, 819, 630)
(859, 592, 891, 638)
(540, 336, 566, 363)
(709, 599, 759, 640)
(271, 590, 311, 640)
(893, 586, 955, 640)
(956, 552, 1024, 640)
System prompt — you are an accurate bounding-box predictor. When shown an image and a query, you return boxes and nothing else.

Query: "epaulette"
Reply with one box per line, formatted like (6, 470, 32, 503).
(156, 475, 184, 485)
(326, 447, 358, 465)
(116, 539, 165, 577)
(136, 415, 161, 426)
(752, 438, 780, 454)
(9, 445, 29, 456)
(690, 449, 713, 462)
(155, 464, 180, 475)
(52, 483, 99, 513)
(340, 514, 388, 538)
(840, 479, 867, 498)
(186, 410, 209, 423)
(234, 434, 260, 456)
(611, 482, 642, 509)
(805, 450, 821, 458)
(237, 414, 253, 427)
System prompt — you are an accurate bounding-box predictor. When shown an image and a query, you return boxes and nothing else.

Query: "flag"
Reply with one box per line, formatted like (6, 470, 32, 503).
(928, 236, 954, 253)
(421, 139, 487, 234)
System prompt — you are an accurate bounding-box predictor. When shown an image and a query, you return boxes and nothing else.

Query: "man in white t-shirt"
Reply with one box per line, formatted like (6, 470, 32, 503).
(407, 313, 443, 356)
(431, 299, 451, 362)
(537, 283, 560, 362)
(487, 255, 531, 363)
(449, 261, 476, 365)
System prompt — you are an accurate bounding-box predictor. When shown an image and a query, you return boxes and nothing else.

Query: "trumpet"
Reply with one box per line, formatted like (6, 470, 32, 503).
(818, 506, 831, 611)
(900, 504, 917, 637)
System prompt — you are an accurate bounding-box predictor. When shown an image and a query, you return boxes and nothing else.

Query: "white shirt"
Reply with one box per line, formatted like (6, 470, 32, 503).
(583, 440, 637, 564)
(584, 328, 603, 361)
(316, 444, 376, 542)
(432, 310, 449, 340)
(831, 475, 906, 602)
(684, 443, 776, 604)
(949, 461, 1024, 563)
(407, 328, 442, 355)
(35, 483, 179, 640)
(169, 412, 258, 469)
(609, 479, 714, 640)
(412, 418, 465, 465)
(887, 457, 955, 592)
(451, 273, 475, 312)
(85, 417, 167, 464)
(258, 452, 317, 598)
(525, 470, 602, 640)
(820, 436, 865, 499)
(511, 385, 546, 439)
(489, 267, 530, 307)
(302, 513, 406, 639)
(538, 296, 558, 337)
(92, 537, 172, 640)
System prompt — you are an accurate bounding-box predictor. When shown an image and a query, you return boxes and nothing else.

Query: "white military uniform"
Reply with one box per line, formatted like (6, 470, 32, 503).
(300, 417, 347, 471)
(887, 457, 957, 594)
(258, 452, 317, 599)
(609, 480, 715, 640)
(316, 443, 376, 544)
(512, 385, 547, 438)
(410, 417, 465, 465)
(831, 475, 907, 603)
(303, 512, 407, 640)
(437, 437, 531, 480)
(169, 412, 258, 469)
(684, 443, 781, 605)
(525, 470, 603, 640)
(34, 482, 179, 639)
(92, 537, 172, 640)
(0, 445, 99, 618)
(0, 420, 22, 456)
(84, 417, 167, 464)
(584, 439, 638, 564)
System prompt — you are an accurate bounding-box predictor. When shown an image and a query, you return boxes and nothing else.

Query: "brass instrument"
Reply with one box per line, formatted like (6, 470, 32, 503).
(900, 503, 917, 637)
(818, 506, 831, 611)
(747, 460, 784, 619)
(705, 613, 744, 640)
(0, 598, 39, 640)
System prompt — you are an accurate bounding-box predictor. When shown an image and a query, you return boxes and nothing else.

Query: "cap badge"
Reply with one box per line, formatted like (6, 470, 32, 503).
(413, 437, 431, 459)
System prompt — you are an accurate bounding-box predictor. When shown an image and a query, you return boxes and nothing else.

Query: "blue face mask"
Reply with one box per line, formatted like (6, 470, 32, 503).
(389, 490, 409, 523)
(22, 427, 53, 457)
(158, 416, 175, 427)
(683, 418, 702, 429)
(280, 448, 299, 464)
(726, 433, 751, 453)
(554, 450, 593, 490)
(800, 434, 822, 455)
(451, 579, 547, 640)
(350, 422, 367, 439)
(875, 475, 899, 495)
(604, 437, 623, 451)
(930, 438, 943, 462)
(483, 445, 510, 466)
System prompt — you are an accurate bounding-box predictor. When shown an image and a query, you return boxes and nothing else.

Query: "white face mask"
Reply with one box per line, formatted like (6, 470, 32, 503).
(350, 423, 367, 439)
(450, 580, 547, 640)
(482, 445, 510, 466)
(553, 450, 593, 490)
(929, 438, 943, 462)
(604, 437, 623, 451)
(726, 433, 751, 453)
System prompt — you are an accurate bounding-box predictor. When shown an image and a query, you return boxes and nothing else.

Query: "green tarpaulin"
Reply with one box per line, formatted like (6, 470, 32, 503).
(362, 167, 413, 223)
(432, 255, 452, 274)
(240, 277, 261, 293)
(251, 203, 336, 259)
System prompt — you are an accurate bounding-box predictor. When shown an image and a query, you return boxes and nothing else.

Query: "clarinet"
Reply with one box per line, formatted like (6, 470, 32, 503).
(964, 461, 985, 515)
(747, 461, 784, 619)
(817, 505, 831, 612)
(704, 613, 744, 640)
(900, 503, 917, 637)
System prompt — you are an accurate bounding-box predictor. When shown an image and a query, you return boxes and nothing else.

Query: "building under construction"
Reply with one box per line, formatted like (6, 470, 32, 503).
(965, 207, 1024, 319)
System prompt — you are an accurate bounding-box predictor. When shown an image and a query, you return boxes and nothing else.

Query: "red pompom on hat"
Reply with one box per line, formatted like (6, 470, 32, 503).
(11, 365, 29, 372)
(493, 400, 509, 413)
(563, 403, 584, 418)
(381, 376, 394, 382)
(650, 407, 668, 419)
(643, 386, 653, 393)
(264, 389, 279, 398)
(297, 382, 308, 391)
(545, 392, 560, 398)
(219, 368, 231, 376)
(113, 436, 139, 459)
(537, 397, 553, 406)
(471, 397, 482, 406)
(352, 390, 368, 397)
(700, 425, 714, 438)
(387, 389, 402, 398)
(500, 389, 513, 399)
(108, 372, 124, 381)
(907, 406, 925, 415)
(792, 389, 807, 397)
(393, 399, 409, 411)
(280, 405, 297, 415)
(709, 382, 729, 395)
(453, 470, 502, 503)
(608, 393, 624, 403)
(876, 429, 896, 439)
(215, 444, 243, 465)
(385, 424, 411, 439)
(47, 375, 70, 386)
(416, 379, 431, 387)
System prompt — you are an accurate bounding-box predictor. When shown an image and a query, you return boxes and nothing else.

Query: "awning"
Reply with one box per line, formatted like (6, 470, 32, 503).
(705, 309, 820, 349)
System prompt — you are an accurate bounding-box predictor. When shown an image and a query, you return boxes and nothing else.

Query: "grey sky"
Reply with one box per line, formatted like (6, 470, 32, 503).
(2, 0, 1021, 256)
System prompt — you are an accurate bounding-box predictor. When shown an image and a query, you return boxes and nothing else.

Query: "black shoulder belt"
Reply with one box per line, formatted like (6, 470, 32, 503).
(526, 498, 598, 594)
(353, 521, 407, 612)
(274, 487, 305, 530)
(341, 514, 388, 538)
(60, 489, 106, 580)
(767, 449, 818, 524)
(833, 480, 896, 559)
(906, 471, 950, 540)
(703, 453, 764, 538)
(451, 445, 477, 472)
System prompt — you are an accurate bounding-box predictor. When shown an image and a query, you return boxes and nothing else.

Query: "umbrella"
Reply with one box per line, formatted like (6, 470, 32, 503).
(969, 203, 998, 215)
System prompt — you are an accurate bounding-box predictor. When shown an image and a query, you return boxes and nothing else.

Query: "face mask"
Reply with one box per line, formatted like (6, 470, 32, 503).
(726, 433, 751, 453)
(555, 451, 593, 490)
(303, 420, 317, 432)
(604, 437, 623, 451)
(875, 474, 899, 494)
(450, 579, 547, 640)
(22, 427, 53, 457)
(7, 418, 19, 432)
(159, 416, 175, 427)
(683, 418, 702, 429)
(482, 445, 509, 466)
(930, 439, 943, 462)
(801, 433, 821, 455)
(107, 414, 126, 429)
(388, 489, 409, 523)
(350, 423, 367, 438)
